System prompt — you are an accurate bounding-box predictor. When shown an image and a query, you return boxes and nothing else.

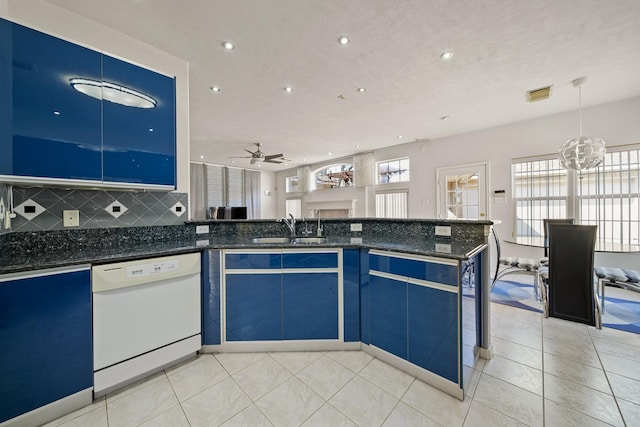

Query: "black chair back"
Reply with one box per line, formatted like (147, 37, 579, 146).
(548, 224, 597, 326)
(543, 219, 575, 257)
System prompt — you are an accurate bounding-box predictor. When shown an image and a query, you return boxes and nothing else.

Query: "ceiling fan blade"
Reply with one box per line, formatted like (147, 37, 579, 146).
(264, 159, 283, 164)
(264, 153, 283, 160)
(228, 156, 253, 159)
(244, 149, 258, 155)
(250, 158, 257, 165)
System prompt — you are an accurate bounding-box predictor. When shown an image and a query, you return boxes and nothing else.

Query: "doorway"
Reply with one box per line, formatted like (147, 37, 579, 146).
(436, 162, 490, 220)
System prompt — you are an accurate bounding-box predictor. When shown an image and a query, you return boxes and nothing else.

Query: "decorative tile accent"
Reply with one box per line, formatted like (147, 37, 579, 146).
(14, 198, 46, 221)
(105, 200, 129, 218)
(171, 202, 186, 217)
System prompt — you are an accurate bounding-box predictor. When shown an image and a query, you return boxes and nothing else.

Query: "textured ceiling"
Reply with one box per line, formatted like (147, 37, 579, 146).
(45, 0, 640, 171)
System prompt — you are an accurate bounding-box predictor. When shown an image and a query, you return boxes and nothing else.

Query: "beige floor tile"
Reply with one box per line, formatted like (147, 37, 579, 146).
(402, 378, 471, 427)
(543, 373, 623, 426)
(382, 401, 441, 426)
(42, 397, 106, 427)
(330, 376, 398, 426)
(608, 372, 640, 405)
(232, 355, 292, 400)
(462, 400, 526, 427)
(105, 371, 166, 403)
(589, 325, 640, 347)
(139, 405, 189, 427)
(482, 355, 543, 395)
(301, 403, 357, 427)
(599, 353, 640, 381)
(543, 336, 602, 368)
(214, 351, 268, 374)
(297, 355, 356, 399)
(462, 366, 482, 399)
(543, 399, 614, 427)
(106, 377, 179, 427)
(49, 406, 108, 427)
(493, 325, 542, 350)
(256, 377, 324, 426)
(166, 354, 229, 401)
(592, 336, 640, 363)
(543, 352, 611, 394)
(325, 350, 374, 372)
(269, 351, 324, 374)
(492, 336, 542, 369)
(181, 377, 251, 427)
(359, 358, 414, 399)
(617, 398, 640, 427)
(220, 404, 273, 427)
(473, 373, 543, 427)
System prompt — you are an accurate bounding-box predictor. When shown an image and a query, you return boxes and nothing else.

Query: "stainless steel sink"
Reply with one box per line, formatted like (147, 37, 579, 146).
(250, 237, 292, 244)
(291, 237, 328, 244)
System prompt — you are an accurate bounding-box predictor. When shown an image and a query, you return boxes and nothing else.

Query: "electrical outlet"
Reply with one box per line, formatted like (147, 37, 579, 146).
(63, 210, 80, 227)
(435, 225, 451, 237)
(350, 223, 363, 232)
(196, 225, 209, 234)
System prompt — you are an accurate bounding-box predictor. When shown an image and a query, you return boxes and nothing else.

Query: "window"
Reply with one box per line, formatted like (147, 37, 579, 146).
(205, 164, 245, 207)
(377, 158, 410, 184)
(512, 145, 640, 247)
(285, 176, 299, 193)
(376, 191, 408, 218)
(286, 199, 301, 218)
(314, 164, 353, 189)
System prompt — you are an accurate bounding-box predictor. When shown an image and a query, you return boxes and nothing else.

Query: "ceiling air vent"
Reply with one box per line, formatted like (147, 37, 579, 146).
(526, 85, 552, 102)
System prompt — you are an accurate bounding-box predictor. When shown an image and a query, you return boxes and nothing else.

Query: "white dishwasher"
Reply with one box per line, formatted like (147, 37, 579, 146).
(92, 252, 201, 396)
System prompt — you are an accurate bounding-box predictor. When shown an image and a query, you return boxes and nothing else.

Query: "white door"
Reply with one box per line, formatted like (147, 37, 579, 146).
(437, 162, 489, 220)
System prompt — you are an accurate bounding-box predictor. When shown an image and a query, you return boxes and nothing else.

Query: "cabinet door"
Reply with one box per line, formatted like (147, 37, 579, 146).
(408, 284, 459, 383)
(202, 250, 221, 345)
(370, 274, 407, 359)
(0, 268, 92, 423)
(102, 55, 176, 187)
(282, 272, 339, 340)
(343, 249, 360, 342)
(3, 20, 102, 181)
(225, 273, 281, 341)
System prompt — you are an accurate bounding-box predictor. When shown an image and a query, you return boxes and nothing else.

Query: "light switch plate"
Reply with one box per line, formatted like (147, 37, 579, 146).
(435, 225, 451, 237)
(350, 223, 363, 232)
(63, 210, 80, 227)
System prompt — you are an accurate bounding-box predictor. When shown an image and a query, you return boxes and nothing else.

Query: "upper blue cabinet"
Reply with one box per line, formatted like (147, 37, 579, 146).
(0, 18, 176, 189)
(102, 56, 175, 187)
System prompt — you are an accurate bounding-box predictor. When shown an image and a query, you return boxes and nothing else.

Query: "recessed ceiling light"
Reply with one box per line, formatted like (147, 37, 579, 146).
(338, 35, 350, 45)
(222, 41, 235, 50)
(328, 152, 333, 156)
(284, 86, 293, 93)
(357, 87, 366, 93)
(440, 115, 450, 121)
(355, 144, 360, 149)
(210, 86, 221, 93)
(200, 155, 204, 159)
(398, 135, 403, 139)
(440, 51, 454, 60)
(231, 160, 236, 164)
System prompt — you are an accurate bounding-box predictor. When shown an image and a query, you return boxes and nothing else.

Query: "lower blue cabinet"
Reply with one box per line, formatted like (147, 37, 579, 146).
(408, 284, 459, 383)
(283, 272, 338, 339)
(0, 267, 92, 423)
(370, 274, 408, 359)
(226, 273, 282, 341)
(202, 250, 221, 345)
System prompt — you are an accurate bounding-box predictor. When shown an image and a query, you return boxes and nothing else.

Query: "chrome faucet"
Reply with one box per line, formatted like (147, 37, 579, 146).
(281, 214, 296, 237)
(316, 211, 323, 237)
(302, 217, 312, 236)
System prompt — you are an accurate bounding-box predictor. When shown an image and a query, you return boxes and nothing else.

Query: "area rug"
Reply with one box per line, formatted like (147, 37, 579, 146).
(487, 279, 640, 334)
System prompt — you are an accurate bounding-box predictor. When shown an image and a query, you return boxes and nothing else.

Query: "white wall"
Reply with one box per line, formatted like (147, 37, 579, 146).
(1, 0, 190, 194)
(260, 171, 277, 219)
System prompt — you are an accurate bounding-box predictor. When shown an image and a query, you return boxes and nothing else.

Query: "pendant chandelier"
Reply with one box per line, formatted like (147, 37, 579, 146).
(558, 77, 606, 171)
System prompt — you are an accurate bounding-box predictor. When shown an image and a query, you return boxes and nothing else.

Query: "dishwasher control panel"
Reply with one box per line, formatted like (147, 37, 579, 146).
(127, 259, 179, 278)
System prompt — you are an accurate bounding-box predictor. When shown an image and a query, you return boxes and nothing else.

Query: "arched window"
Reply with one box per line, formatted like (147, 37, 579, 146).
(313, 164, 354, 190)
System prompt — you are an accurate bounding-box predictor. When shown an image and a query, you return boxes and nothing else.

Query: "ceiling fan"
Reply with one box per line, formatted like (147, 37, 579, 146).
(229, 142, 286, 165)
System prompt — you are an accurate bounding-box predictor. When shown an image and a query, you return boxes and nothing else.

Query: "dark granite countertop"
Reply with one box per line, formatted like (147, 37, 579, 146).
(0, 221, 490, 274)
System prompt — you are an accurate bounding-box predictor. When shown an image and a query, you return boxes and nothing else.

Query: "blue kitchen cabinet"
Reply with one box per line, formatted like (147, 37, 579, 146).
(102, 55, 176, 187)
(408, 284, 459, 383)
(282, 272, 339, 339)
(369, 274, 408, 359)
(202, 250, 221, 345)
(359, 249, 370, 344)
(343, 248, 360, 342)
(0, 267, 92, 424)
(1, 18, 102, 182)
(225, 273, 282, 341)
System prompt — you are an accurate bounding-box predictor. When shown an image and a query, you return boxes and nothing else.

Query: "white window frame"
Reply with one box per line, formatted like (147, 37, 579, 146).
(377, 158, 410, 184)
(375, 190, 409, 218)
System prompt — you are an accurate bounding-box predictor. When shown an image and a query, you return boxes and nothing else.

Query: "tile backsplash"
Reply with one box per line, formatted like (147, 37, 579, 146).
(0, 183, 10, 235)
(4, 185, 188, 232)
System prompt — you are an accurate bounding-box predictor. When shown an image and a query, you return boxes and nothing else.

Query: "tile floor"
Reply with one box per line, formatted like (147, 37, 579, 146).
(43, 300, 640, 427)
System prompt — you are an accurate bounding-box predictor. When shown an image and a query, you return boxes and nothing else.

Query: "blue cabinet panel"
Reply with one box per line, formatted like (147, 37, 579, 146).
(102, 55, 176, 186)
(0, 269, 92, 423)
(282, 252, 338, 269)
(3, 20, 102, 180)
(370, 253, 457, 286)
(408, 284, 459, 383)
(343, 249, 360, 342)
(359, 249, 370, 344)
(370, 275, 407, 359)
(282, 273, 339, 339)
(225, 252, 281, 270)
(202, 250, 221, 345)
(226, 273, 281, 341)
(369, 253, 392, 274)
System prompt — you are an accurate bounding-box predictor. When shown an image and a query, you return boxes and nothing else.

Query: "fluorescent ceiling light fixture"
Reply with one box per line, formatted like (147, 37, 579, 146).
(357, 87, 366, 93)
(338, 35, 350, 45)
(284, 86, 293, 93)
(222, 41, 235, 50)
(70, 78, 157, 109)
(440, 51, 454, 60)
(210, 86, 221, 92)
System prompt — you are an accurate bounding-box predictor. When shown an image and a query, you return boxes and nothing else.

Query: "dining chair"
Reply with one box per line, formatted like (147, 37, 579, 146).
(540, 224, 601, 328)
(491, 227, 542, 300)
(541, 218, 575, 261)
